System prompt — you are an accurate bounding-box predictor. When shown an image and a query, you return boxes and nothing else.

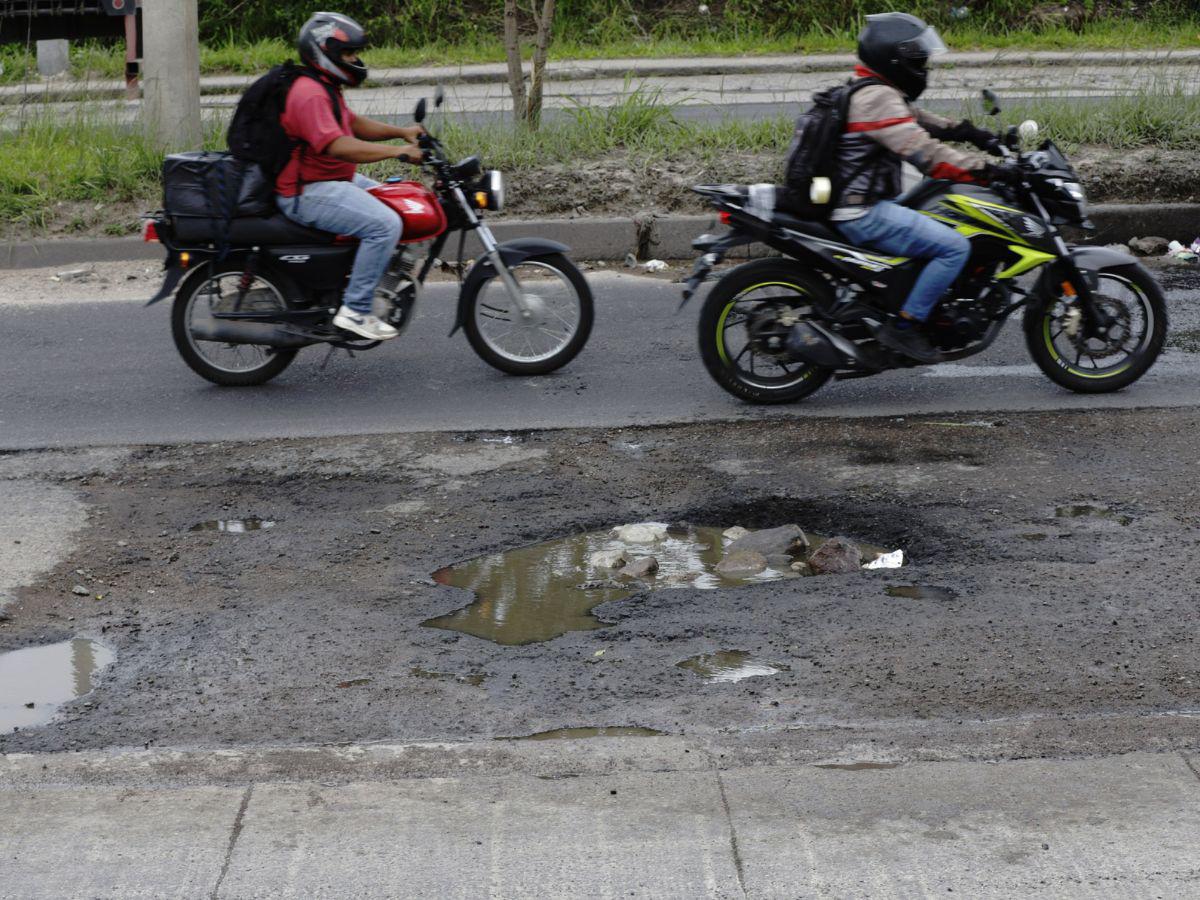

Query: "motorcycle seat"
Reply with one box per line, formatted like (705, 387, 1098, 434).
(771, 212, 844, 244)
(171, 213, 340, 245)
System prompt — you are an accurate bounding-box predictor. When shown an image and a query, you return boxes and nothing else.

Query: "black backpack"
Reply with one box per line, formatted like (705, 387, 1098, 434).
(226, 61, 343, 184)
(781, 77, 881, 219)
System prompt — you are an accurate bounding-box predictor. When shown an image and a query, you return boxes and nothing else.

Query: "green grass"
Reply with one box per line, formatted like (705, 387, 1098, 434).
(2, 86, 1198, 234)
(3, 18, 1200, 86)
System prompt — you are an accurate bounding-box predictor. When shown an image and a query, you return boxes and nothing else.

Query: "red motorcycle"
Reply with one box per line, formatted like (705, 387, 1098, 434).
(144, 93, 593, 386)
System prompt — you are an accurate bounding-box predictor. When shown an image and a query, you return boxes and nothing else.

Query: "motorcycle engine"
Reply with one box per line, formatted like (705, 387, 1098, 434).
(928, 300, 988, 352)
(374, 248, 421, 332)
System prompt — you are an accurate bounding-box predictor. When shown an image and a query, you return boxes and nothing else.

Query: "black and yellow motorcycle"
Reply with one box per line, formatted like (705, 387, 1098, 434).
(682, 118, 1166, 405)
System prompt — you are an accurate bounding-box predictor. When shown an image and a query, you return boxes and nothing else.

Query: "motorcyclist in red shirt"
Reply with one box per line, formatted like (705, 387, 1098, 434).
(276, 12, 424, 341)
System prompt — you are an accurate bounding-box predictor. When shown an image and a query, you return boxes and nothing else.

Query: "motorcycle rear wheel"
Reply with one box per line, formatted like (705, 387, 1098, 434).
(698, 260, 834, 404)
(463, 253, 593, 375)
(1024, 263, 1166, 394)
(171, 263, 300, 387)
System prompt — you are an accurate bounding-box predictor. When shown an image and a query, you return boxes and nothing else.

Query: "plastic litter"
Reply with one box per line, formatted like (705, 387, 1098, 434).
(863, 549, 905, 570)
(1167, 240, 1199, 263)
(641, 259, 668, 273)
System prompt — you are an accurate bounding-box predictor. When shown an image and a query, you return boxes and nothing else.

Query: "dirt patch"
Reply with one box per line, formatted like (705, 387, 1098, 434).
(0, 409, 1198, 760)
(2, 145, 1191, 243)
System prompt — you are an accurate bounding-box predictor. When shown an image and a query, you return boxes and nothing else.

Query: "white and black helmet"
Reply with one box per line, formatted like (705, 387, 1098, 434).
(298, 12, 369, 86)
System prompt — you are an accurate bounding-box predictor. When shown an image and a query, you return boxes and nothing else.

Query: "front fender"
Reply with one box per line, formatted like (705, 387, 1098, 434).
(1066, 244, 1138, 271)
(450, 237, 570, 335)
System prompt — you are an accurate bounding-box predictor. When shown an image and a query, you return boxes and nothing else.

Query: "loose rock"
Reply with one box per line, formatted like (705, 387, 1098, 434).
(722, 526, 751, 542)
(589, 549, 631, 570)
(1128, 236, 1169, 257)
(611, 523, 667, 543)
(726, 524, 809, 557)
(808, 538, 863, 575)
(622, 556, 660, 578)
(716, 549, 768, 577)
(71, 584, 90, 596)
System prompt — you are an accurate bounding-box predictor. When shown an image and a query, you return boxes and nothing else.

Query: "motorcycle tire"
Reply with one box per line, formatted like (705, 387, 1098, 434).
(171, 262, 300, 387)
(1024, 263, 1167, 394)
(463, 253, 593, 376)
(698, 259, 835, 405)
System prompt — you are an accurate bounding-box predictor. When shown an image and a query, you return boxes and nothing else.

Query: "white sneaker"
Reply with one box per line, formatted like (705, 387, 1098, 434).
(332, 305, 399, 341)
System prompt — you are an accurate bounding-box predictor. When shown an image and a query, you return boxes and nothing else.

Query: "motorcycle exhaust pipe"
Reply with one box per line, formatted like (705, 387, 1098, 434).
(787, 321, 864, 369)
(188, 319, 318, 349)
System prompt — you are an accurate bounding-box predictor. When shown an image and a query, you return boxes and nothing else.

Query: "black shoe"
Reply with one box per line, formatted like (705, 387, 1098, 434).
(875, 321, 941, 364)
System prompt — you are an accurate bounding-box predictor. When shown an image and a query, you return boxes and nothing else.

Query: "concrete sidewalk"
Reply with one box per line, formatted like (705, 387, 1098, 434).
(3, 48, 1198, 103)
(3, 741, 1199, 898)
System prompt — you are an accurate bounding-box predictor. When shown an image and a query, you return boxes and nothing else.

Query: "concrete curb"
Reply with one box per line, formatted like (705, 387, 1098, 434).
(3, 48, 1198, 103)
(2, 203, 1195, 270)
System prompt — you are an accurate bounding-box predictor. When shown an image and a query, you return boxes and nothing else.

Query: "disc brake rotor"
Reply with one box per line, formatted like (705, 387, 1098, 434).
(1066, 296, 1133, 360)
(746, 304, 796, 359)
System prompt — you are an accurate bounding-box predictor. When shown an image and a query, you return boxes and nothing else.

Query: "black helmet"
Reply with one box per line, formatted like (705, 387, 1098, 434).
(857, 12, 947, 101)
(298, 12, 368, 87)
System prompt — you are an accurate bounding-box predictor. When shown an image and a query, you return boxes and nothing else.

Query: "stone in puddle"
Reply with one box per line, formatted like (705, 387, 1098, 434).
(622, 556, 659, 578)
(790, 561, 813, 576)
(726, 525, 809, 558)
(590, 549, 630, 570)
(611, 523, 667, 543)
(765, 554, 793, 569)
(716, 549, 768, 577)
(722, 526, 751, 541)
(807, 538, 862, 575)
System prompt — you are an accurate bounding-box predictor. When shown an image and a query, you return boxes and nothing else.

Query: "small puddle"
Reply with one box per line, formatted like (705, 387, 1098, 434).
(885, 585, 959, 602)
(424, 525, 894, 645)
(1055, 505, 1132, 526)
(504, 726, 664, 741)
(0, 639, 114, 731)
(677, 650, 788, 683)
(815, 762, 900, 772)
(190, 518, 275, 533)
(410, 666, 486, 687)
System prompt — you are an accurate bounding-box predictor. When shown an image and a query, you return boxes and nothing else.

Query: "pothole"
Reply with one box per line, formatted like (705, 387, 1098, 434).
(190, 518, 276, 533)
(814, 762, 900, 772)
(503, 726, 665, 741)
(0, 638, 114, 732)
(885, 585, 959, 602)
(424, 523, 899, 645)
(1055, 505, 1133, 526)
(677, 650, 789, 683)
(410, 666, 487, 687)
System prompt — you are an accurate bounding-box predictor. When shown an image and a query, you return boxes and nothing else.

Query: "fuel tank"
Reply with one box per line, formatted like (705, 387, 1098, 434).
(368, 181, 448, 243)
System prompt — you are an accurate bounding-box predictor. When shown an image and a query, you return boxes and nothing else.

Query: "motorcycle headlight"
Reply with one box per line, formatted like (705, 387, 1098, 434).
(488, 170, 504, 213)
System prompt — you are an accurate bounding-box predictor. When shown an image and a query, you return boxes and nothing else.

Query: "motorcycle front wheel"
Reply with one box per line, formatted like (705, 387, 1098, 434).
(1024, 263, 1167, 393)
(697, 259, 834, 404)
(171, 263, 299, 387)
(463, 253, 593, 375)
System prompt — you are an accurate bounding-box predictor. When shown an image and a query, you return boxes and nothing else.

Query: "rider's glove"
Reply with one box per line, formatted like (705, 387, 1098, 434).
(983, 163, 1023, 187)
(951, 120, 1003, 156)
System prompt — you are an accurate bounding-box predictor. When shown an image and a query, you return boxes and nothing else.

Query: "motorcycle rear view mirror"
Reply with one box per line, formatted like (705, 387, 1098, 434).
(414, 97, 427, 123)
(982, 89, 1001, 117)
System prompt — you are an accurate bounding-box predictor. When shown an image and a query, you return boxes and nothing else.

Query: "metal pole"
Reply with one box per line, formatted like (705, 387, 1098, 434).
(141, 0, 201, 150)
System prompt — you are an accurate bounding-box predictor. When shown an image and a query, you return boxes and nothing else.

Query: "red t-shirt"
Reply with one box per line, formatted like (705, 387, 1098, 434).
(275, 75, 357, 197)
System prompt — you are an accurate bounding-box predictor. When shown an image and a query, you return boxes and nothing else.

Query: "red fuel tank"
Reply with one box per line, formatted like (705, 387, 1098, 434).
(368, 181, 448, 243)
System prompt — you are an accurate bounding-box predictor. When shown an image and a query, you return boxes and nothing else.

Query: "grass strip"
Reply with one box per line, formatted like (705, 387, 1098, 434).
(2, 88, 1199, 234)
(2, 20, 1200, 86)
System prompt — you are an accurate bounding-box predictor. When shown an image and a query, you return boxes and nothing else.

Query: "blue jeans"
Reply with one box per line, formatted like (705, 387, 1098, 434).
(277, 174, 402, 314)
(836, 200, 971, 322)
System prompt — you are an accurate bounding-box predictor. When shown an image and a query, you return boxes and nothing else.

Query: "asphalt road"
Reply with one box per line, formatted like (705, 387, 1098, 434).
(1, 268, 1198, 450)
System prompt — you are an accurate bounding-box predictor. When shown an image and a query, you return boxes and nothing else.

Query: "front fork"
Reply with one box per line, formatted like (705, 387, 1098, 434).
(454, 187, 536, 320)
(1036, 195, 1113, 340)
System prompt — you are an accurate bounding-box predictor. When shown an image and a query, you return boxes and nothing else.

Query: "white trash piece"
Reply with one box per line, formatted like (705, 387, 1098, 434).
(611, 523, 668, 543)
(642, 259, 668, 273)
(863, 549, 905, 570)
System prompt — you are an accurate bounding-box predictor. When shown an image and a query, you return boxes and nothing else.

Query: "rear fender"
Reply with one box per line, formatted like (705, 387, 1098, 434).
(145, 256, 214, 307)
(450, 237, 570, 335)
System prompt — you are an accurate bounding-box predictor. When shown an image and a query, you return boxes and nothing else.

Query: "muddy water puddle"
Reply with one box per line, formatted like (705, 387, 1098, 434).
(425, 525, 895, 645)
(885, 585, 959, 602)
(504, 726, 664, 741)
(190, 518, 275, 533)
(0, 639, 114, 731)
(677, 650, 789, 683)
(1056, 505, 1133, 526)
